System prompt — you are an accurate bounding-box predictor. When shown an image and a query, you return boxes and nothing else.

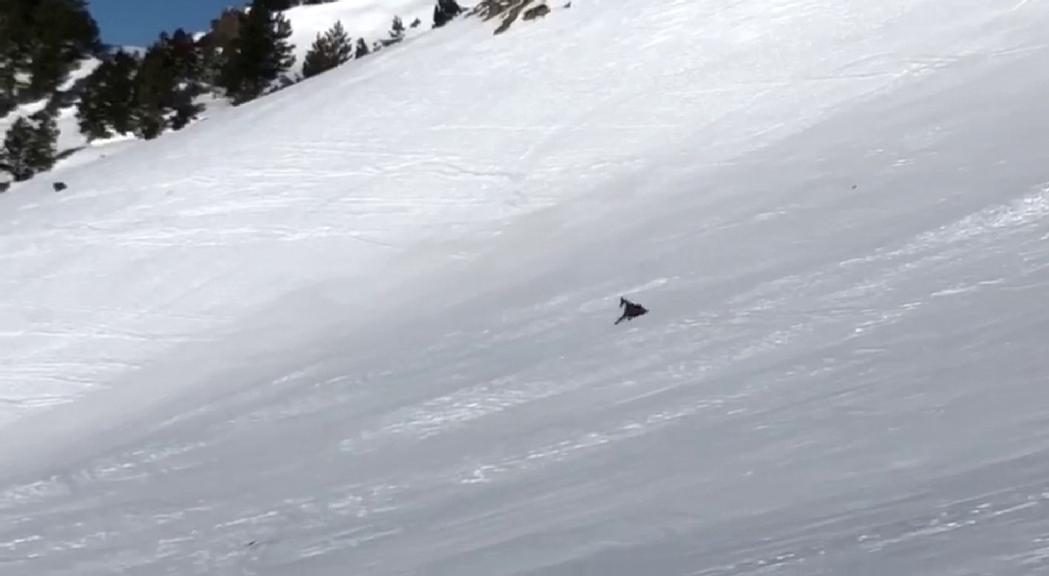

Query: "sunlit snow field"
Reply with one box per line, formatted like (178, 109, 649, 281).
(2, 0, 1049, 574)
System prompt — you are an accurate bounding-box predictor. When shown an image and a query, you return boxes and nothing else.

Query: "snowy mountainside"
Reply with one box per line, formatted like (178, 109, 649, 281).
(285, 0, 436, 64)
(0, 0, 997, 423)
(0, 0, 437, 183)
(3, 0, 1049, 574)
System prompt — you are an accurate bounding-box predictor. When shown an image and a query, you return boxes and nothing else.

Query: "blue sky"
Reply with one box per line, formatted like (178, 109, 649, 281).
(88, 0, 247, 46)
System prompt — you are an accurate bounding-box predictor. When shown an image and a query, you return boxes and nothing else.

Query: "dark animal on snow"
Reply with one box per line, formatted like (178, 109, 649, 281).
(53, 182, 67, 192)
(615, 297, 648, 325)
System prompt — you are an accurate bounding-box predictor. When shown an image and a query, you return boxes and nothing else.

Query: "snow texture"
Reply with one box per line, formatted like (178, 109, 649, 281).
(2, 0, 1049, 574)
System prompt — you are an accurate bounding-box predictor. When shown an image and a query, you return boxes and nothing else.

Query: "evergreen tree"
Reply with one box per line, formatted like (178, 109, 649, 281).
(433, 0, 463, 28)
(355, 38, 370, 59)
(133, 31, 205, 139)
(24, 0, 101, 99)
(26, 108, 58, 173)
(0, 59, 17, 117)
(0, 9, 21, 116)
(0, 0, 100, 104)
(199, 9, 242, 88)
(219, 0, 295, 104)
(302, 21, 352, 79)
(76, 50, 139, 140)
(168, 28, 207, 129)
(378, 16, 406, 48)
(0, 0, 33, 110)
(260, 0, 293, 9)
(167, 28, 203, 80)
(0, 117, 35, 180)
(168, 85, 203, 131)
(386, 16, 405, 46)
(133, 43, 171, 139)
(0, 109, 58, 181)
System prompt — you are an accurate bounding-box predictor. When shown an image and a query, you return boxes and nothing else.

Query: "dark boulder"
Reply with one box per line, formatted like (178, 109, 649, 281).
(523, 4, 550, 20)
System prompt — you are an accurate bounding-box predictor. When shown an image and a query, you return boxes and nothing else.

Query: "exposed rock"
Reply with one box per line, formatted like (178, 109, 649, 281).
(493, 1, 533, 34)
(469, 0, 523, 21)
(53, 182, 67, 192)
(470, 0, 553, 34)
(523, 4, 551, 20)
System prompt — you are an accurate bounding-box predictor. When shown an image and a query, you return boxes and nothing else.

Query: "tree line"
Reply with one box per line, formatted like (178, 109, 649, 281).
(1, 0, 464, 183)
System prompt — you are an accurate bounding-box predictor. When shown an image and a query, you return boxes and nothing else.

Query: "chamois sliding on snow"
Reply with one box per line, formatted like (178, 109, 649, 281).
(615, 297, 648, 325)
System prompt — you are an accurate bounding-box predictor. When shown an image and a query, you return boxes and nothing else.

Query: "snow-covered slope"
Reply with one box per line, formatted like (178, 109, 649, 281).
(0, 0, 429, 182)
(3, 0, 1049, 574)
(285, 0, 434, 66)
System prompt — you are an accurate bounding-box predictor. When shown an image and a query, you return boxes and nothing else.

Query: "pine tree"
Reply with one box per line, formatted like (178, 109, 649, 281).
(24, 0, 101, 99)
(167, 28, 203, 80)
(219, 0, 295, 104)
(0, 117, 35, 180)
(377, 16, 407, 48)
(76, 50, 139, 140)
(169, 86, 203, 131)
(385, 16, 405, 46)
(355, 38, 370, 59)
(0, 13, 21, 116)
(0, 0, 101, 104)
(0, 110, 58, 181)
(133, 42, 171, 139)
(199, 9, 241, 88)
(26, 108, 58, 174)
(0, 59, 17, 117)
(302, 21, 352, 79)
(433, 0, 463, 28)
(260, 0, 293, 9)
(132, 31, 205, 139)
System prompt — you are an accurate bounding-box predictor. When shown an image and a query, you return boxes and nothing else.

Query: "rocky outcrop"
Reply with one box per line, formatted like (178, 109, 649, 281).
(469, 0, 553, 35)
(523, 4, 551, 21)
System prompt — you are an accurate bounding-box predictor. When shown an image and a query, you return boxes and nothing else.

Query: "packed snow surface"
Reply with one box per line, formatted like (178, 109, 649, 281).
(3, 0, 1049, 574)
